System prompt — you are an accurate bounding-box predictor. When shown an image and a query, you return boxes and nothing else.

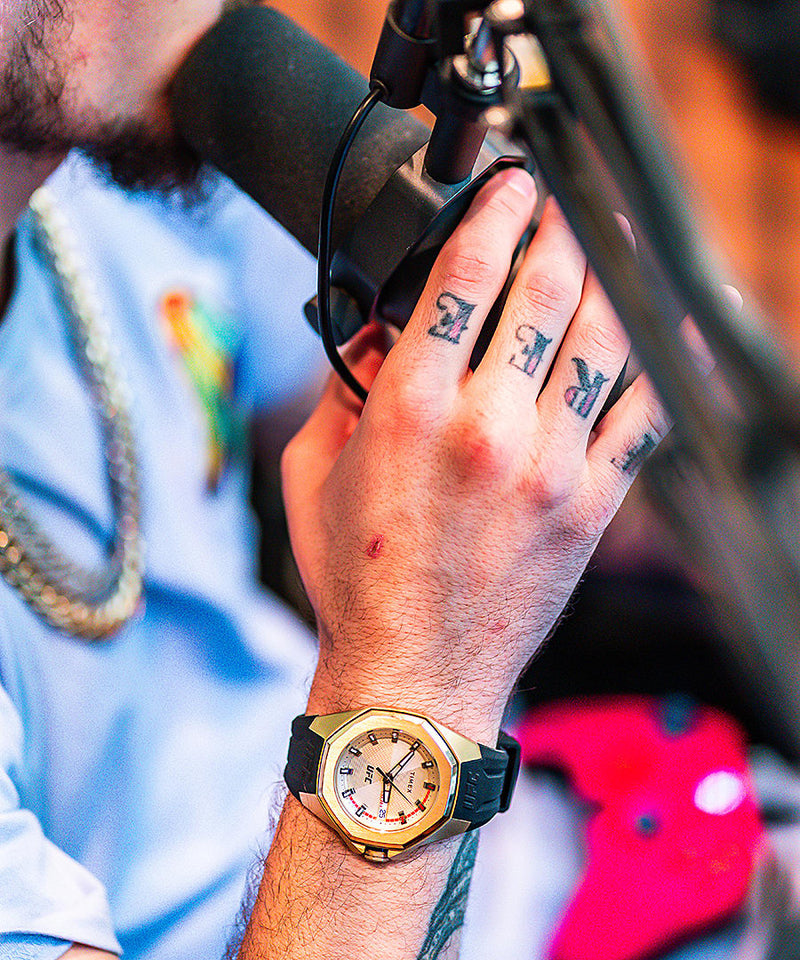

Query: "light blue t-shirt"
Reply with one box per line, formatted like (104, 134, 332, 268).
(0, 154, 774, 960)
(0, 154, 322, 960)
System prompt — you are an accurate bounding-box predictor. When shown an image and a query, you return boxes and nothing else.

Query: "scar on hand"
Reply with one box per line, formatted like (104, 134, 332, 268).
(366, 535, 385, 559)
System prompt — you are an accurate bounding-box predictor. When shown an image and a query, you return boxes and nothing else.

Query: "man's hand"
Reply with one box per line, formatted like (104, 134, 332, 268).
(241, 169, 668, 960)
(283, 168, 667, 743)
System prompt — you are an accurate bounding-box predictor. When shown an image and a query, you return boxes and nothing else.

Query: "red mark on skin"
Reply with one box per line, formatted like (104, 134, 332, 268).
(366, 535, 385, 559)
(489, 618, 510, 634)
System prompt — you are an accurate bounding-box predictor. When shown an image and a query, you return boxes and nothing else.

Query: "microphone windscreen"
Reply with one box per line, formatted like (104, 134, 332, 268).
(171, 5, 430, 256)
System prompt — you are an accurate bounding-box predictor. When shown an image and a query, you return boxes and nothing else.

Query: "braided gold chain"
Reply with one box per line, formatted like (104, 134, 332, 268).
(0, 187, 145, 639)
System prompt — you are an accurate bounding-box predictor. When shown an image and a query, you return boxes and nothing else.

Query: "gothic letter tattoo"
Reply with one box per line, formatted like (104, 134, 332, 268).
(428, 293, 476, 345)
(612, 433, 656, 474)
(417, 832, 480, 960)
(509, 324, 552, 377)
(564, 358, 610, 419)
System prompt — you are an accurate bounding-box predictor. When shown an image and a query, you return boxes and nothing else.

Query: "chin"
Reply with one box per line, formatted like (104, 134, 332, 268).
(0, 0, 218, 195)
(76, 118, 206, 195)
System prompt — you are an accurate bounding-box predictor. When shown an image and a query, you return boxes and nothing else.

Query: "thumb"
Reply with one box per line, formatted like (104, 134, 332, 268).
(281, 322, 390, 605)
(282, 321, 389, 504)
(317, 320, 390, 448)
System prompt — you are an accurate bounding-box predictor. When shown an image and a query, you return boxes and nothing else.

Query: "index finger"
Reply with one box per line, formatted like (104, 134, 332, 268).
(384, 168, 537, 394)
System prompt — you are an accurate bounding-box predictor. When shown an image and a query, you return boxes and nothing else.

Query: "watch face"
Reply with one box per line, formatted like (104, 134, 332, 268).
(333, 727, 442, 834)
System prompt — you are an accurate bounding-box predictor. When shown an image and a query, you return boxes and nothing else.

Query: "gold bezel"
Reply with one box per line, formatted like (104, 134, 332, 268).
(310, 707, 473, 860)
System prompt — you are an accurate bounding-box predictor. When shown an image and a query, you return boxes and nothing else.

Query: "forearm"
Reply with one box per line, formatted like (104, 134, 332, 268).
(239, 793, 473, 960)
(236, 670, 497, 960)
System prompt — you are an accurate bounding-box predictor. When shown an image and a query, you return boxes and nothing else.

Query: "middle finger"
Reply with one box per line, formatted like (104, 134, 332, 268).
(469, 198, 587, 405)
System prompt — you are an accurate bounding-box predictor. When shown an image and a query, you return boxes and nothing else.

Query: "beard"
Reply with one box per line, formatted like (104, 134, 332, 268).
(0, 0, 204, 194)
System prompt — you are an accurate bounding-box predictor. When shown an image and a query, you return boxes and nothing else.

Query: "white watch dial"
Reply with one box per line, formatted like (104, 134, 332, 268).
(334, 727, 442, 834)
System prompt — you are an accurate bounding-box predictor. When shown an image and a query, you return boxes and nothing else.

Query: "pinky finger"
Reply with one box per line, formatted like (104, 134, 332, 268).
(586, 372, 671, 491)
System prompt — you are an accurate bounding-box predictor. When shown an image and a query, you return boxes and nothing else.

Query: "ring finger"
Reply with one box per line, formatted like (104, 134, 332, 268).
(534, 270, 630, 455)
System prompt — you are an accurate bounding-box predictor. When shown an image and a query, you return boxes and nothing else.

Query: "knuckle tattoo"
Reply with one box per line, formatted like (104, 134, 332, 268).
(508, 324, 552, 378)
(428, 292, 476, 345)
(563, 358, 609, 419)
(611, 432, 657, 475)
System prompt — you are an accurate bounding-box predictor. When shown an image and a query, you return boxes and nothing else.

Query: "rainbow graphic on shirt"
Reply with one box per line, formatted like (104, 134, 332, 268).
(160, 290, 246, 490)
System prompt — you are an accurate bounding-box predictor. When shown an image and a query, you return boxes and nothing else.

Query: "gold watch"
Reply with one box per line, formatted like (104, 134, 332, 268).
(284, 706, 520, 862)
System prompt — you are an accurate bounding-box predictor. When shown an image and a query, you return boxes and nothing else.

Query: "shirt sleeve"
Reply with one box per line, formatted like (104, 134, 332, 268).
(0, 934, 72, 960)
(0, 685, 120, 956)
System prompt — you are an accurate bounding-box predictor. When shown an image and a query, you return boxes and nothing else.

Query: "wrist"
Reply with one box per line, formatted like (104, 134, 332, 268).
(307, 667, 507, 746)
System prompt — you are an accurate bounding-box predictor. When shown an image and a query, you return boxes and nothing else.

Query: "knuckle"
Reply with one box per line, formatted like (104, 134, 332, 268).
(631, 392, 670, 448)
(375, 367, 443, 436)
(522, 453, 577, 511)
(518, 271, 577, 320)
(566, 511, 609, 547)
(448, 412, 519, 482)
(438, 237, 505, 297)
(485, 184, 528, 223)
(580, 494, 616, 538)
(643, 398, 671, 441)
(579, 318, 629, 363)
(576, 487, 623, 542)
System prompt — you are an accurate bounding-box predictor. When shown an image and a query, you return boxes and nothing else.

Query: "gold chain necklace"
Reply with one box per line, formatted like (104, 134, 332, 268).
(0, 187, 145, 640)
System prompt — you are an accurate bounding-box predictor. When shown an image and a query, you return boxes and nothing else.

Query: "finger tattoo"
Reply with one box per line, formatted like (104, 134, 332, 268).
(564, 359, 609, 419)
(428, 293, 476, 345)
(509, 324, 552, 377)
(612, 433, 656, 474)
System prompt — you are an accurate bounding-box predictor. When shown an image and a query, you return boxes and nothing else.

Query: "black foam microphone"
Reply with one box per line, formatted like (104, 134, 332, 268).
(171, 3, 526, 348)
(170, 5, 430, 257)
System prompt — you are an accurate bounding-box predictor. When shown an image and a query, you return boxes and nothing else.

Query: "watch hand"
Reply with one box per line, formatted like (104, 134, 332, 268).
(375, 767, 408, 805)
(387, 746, 417, 780)
(377, 767, 391, 804)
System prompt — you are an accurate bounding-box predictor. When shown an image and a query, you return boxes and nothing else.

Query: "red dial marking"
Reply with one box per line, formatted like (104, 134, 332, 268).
(347, 788, 434, 823)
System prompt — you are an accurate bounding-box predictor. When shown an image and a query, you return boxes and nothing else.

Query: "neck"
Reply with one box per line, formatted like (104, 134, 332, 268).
(0, 146, 65, 314)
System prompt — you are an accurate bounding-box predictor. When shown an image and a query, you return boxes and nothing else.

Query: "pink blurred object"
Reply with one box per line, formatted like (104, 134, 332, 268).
(515, 695, 765, 960)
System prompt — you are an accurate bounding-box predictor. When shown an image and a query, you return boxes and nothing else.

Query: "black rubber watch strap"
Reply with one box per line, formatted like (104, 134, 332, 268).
(496, 730, 521, 812)
(285, 713, 521, 830)
(452, 730, 521, 829)
(284, 714, 325, 800)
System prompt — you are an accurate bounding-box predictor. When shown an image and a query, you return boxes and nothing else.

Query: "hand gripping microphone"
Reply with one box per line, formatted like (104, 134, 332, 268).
(170, 4, 527, 351)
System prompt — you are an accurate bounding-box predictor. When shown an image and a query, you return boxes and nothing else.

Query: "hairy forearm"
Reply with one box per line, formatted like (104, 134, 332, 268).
(237, 794, 475, 960)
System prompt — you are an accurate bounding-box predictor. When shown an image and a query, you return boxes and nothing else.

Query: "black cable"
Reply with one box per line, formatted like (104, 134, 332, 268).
(318, 83, 388, 403)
